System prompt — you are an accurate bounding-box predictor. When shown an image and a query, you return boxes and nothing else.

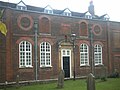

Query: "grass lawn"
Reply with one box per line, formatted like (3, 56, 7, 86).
(6, 78, 120, 90)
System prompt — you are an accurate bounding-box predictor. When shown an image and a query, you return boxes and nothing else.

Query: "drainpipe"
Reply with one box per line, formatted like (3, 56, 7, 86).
(89, 24, 95, 75)
(34, 21, 38, 81)
(71, 34, 76, 81)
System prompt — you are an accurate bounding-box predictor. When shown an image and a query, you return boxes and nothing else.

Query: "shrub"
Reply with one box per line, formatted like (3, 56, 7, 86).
(109, 69, 119, 78)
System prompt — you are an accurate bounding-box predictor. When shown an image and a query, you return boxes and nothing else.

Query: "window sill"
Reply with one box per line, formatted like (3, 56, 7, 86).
(39, 33, 51, 36)
(40, 66, 52, 68)
(19, 66, 33, 68)
(95, 64, 104, 66)
(80, 65, 90, 67)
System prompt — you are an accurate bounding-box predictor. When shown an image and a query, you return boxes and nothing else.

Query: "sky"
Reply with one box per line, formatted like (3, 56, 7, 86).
(0, 0, 120, 22)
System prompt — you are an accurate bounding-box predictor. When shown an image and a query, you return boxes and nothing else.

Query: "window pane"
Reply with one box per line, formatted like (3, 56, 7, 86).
(40, 42, 51, 66)
(94, 44, 102, 65)
(19, 41, 32, 67)
(63, 50, 65, 55)
(67, 50, 70, 55)
(80, 44, 89, 66)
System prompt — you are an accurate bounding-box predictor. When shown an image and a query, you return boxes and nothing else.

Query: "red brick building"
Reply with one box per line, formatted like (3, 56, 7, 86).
(0, 1, 120, 83)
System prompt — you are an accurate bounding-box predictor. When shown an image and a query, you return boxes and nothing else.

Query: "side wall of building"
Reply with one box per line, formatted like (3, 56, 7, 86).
(108, 22, 120, 75)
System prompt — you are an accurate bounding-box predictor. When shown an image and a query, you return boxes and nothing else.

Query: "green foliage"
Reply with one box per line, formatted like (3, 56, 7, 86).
(0, 9, 4, 19)
(6, 78, 120, 90)
(101, 77, 107, 81)
(109, 69, 119, 78)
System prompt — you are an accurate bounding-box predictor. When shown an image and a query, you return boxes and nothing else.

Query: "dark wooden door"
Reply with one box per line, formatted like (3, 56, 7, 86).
(63, 57, 70, 78)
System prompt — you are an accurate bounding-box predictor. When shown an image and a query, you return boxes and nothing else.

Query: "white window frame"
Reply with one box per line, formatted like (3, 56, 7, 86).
(85, 15, 92, 19)
(40, 42, 51, 67)
(16, 1, 27, 10)
(103, 14, 110, 21)
(80, 43, 89, 66)
(62, 8, 72, 16)
(94, 44, 103, 66)
(19, 41, 32, 68)
(44, 9, 53, 14)
(44, 6, 53, 14)
(85, 12, 92, 19)
(17, 5, 27, 10)
(63, 12, 71, 16)
(104, 17, 109, 21)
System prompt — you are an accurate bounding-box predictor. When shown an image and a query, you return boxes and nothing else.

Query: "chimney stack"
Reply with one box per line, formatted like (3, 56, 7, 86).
(88, 1, 95, 16)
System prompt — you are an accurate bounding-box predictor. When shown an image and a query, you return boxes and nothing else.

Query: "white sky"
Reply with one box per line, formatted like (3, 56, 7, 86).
(0, 0, 120, 22)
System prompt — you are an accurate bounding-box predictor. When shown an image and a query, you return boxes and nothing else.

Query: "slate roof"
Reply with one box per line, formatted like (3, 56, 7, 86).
(0, 1, 109, 21)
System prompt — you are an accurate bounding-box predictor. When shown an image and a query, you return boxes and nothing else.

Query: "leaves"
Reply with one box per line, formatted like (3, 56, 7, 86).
(0, 21, 7, 36)
(0, 9, 4, 19)
(0, 9, 7, 36)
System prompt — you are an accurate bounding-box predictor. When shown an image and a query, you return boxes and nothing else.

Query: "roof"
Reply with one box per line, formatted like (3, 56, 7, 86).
(17, 0, 26, 6)
(0, 1, 109, 21)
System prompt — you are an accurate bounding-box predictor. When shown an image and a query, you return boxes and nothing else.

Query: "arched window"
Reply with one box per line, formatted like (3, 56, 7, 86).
(40, 42, 51, 67)
(94, 44, 102, 65)
(19, 41, 32, 68)
(80, 22, 88, 36)
(80, 43, 89, 66)
(40, 17, 50, 34)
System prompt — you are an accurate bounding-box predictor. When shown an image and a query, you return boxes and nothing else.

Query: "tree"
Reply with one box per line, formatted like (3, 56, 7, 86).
(0, 9, 7, 36)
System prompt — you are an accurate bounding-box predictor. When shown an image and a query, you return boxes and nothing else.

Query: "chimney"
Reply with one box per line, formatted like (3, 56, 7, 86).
(88, 1, 95, 16)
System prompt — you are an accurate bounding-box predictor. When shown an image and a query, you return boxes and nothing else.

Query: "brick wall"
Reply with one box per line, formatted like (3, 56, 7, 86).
(0, 7, 120, 82)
